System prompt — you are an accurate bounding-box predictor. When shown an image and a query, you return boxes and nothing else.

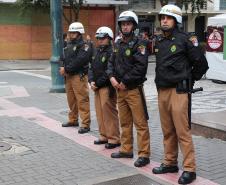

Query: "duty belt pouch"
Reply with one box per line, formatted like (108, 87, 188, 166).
(176, 79, 188, 94)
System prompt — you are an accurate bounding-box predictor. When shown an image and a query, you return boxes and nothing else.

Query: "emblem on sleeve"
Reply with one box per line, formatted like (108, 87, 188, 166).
(189, 36, 199, 47)
(138, 45, 146, 55)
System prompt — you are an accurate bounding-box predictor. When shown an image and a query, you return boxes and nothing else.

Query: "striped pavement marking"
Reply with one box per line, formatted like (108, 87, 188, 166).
(0, 84, 219, 185)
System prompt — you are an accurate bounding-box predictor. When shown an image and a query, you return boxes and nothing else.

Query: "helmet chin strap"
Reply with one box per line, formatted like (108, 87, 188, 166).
(122, 31, 133, 37)
(161, 26, 174, 33)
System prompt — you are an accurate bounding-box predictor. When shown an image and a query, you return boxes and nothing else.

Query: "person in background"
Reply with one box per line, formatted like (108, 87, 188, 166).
(63, 33, 69, 48)
(114, 31, 122, 43)
(142, 32, 152, 55)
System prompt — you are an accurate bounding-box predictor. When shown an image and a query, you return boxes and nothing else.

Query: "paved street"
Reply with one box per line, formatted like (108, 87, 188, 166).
(0, 61, 226, 185)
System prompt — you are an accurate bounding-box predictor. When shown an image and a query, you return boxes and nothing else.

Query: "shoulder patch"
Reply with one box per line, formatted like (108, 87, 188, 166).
(138, 45, 146, 55)
(84, 44, 89, 51)
(189, 36, 199, 47)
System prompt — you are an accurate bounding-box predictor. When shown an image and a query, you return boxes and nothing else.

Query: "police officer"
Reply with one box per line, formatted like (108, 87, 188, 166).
(88, 27, 120, 149)
(152, 5, 209, 184)
(59, 22, 92, 134)
(107, 11, 151, 167)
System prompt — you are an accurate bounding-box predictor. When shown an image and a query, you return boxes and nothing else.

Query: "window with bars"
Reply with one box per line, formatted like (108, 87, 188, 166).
(220, 0, 226, 10)
(128, 0, 156, 10)
(200, 0, 207, 10)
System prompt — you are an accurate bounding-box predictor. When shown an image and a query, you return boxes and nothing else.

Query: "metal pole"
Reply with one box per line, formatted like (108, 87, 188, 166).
(49, 0, 65, 93)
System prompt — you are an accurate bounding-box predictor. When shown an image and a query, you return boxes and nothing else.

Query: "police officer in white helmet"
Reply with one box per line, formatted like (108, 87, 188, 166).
(88, 26, 120, 149)
(152, 5, 208, 184)
(107, 11, 151, 167)
(60, 22, 92, 134)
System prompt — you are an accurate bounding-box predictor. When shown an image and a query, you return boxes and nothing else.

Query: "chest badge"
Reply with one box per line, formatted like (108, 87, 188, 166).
(170, 45, 177, 53)
(101, 56, 106, 63)
(125, 49, 131, 56)
(73, 46, 77, 51)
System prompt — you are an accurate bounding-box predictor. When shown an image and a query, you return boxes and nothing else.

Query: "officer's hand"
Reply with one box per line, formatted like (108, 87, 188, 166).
(110, 77, 119, 89)
(119, 82, 126, 90)
(90, 82, 97, 91)
(59, 67, 65, 76)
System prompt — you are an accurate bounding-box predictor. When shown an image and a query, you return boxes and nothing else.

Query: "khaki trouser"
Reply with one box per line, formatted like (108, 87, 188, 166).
(95, 87, 120, 144)
(158, 88, 196, 172)
(65, 74, 90, 128)
(117, 87, 150, 158)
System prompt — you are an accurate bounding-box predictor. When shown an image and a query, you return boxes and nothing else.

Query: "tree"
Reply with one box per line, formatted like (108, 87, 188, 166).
(62, 0, 83, 24)
(16, 0, 84, 24)
(160, 0, 213, 13)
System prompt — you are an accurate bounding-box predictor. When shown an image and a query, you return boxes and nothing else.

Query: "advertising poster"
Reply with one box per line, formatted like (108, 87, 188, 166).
(206, 26, 224, 52)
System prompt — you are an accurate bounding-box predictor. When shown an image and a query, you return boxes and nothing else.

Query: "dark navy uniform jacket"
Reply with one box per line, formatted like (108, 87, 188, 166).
(88, 45, 112, 88)
(154, 28, 209, 88)
(107, 35, 148, 89)
(62, 36, 92, 75)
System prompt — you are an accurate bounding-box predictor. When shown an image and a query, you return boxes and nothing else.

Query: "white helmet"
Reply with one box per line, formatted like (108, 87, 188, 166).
(118, 10, 138, 26)
(159, 4, 182, 24)
(95, 26, 113, 40)
(68, 22, 85, 34)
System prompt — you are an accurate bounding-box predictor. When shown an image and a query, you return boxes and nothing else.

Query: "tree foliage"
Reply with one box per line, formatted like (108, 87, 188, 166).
(16, 0, 84, 24)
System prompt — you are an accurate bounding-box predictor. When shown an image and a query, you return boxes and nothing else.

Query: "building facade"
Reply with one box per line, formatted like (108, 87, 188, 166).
(0, 0, 128, 60)
(124, 0, 226, 42)
(1, 0, 225, 60)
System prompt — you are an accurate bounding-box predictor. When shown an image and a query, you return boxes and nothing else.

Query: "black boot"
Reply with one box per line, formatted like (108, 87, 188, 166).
(105, 143, 120, 149)
(62, 121, 79, 127)
(152, 163, 179, 174)
(94, 140, 107, 145)
(111, 152, 133, 158)
(78, 127, 90, 134)
(178, 171, 196, 184)
(134, 157, 150, 167)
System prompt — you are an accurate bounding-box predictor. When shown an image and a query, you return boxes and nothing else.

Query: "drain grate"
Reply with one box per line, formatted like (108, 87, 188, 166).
(0, 142, 12, 152)
(93, 174, 162, 185)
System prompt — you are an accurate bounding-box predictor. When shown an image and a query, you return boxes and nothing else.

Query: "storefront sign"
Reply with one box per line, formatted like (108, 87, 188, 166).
(206, 26, 224, 52)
